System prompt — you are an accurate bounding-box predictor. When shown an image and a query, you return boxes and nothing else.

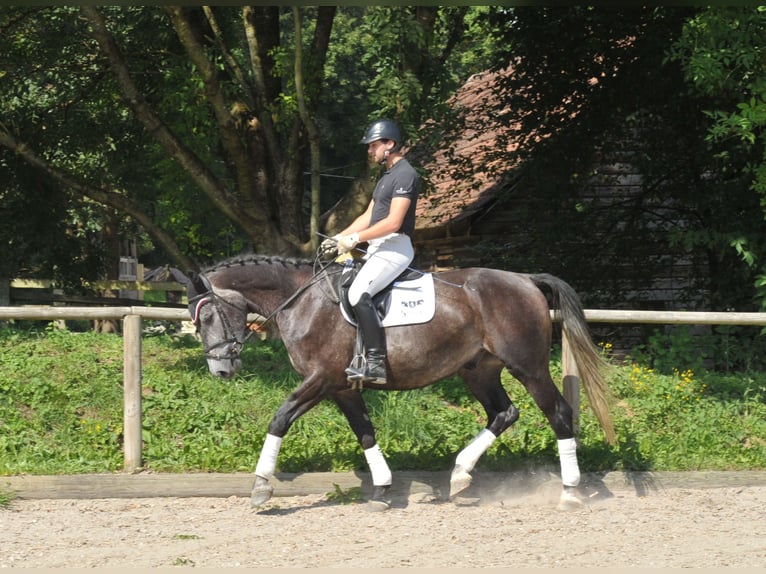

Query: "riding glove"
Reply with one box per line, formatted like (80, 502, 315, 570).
(319, 237, 338, 258)
(335, 233, 359, 254)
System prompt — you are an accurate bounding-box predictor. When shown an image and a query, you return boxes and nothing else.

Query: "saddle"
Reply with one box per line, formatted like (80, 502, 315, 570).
(336, 259, 435, 328)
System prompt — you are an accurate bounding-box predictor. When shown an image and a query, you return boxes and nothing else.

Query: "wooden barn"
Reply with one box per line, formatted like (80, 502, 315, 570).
(410, 68, 710, 309)
(407, 68, 713, 350)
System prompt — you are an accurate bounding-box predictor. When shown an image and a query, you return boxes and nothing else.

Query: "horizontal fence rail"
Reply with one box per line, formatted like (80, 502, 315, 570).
(582, 309, 766, 325)
(4, 306, 766, 324)
(2, 278, 188, 308)
(0, 306, 189, 321)
(1, 305, 765, 473)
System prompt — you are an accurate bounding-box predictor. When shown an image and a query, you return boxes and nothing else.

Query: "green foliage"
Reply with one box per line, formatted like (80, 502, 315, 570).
(669, 6, 766, 310)
(631, 326, 708, 375)
(325, 483, 363, 504)
(0, 327, 764, 478)
(631, 325, 766, 373)
(1, 6, 500, 270)
(609, 361, 766, 470)
(358, 7, 426, 122)
(0, 487, 14, 508)
(0, 327, 125, 473)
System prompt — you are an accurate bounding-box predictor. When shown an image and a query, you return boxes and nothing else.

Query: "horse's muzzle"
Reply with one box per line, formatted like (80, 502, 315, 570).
(204, 339, 243, 378)
(207, 356, 242, 379)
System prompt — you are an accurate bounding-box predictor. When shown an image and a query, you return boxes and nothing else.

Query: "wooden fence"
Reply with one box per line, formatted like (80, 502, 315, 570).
(1, 278, 186, 307)
(1, 305, 766, 473)
(0, 306, 188, 473)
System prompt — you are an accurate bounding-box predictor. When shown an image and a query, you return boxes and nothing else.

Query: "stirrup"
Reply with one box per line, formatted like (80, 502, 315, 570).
(346, 353, 366, 381)
(345, 361, 387, 385)
(345, 367, 366, 381)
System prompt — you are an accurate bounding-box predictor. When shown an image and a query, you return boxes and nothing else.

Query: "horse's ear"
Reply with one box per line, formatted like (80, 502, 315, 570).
(185, 271, 208, 298)
(175, 270, 192, 290)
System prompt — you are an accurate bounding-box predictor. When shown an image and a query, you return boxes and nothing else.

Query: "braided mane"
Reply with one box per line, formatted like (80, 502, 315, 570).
(203, 254, 313, 274)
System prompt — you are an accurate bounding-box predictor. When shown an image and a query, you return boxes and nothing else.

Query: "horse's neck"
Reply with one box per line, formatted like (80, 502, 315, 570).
(246, 267, 315, 316)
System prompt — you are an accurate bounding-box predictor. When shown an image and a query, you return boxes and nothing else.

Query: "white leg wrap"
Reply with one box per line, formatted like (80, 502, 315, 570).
(455, 428, 497, 472)
(255, 433, 282, 479)
(557, 437, 581, 487)
(364, 444, 392, 486)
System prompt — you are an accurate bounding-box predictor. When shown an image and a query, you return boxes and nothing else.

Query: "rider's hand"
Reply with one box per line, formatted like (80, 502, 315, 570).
(319, 237, 338, 258)
(336, 233, 359, 255)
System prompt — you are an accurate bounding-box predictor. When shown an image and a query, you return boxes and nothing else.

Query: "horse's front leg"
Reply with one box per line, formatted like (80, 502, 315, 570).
(333, 389, 392, 511)
(251, 377, 326, 508)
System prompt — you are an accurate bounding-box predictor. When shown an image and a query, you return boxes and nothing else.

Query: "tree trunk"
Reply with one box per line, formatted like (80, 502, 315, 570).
(293, 8, 322, 252)
(93, 212, 120, 334)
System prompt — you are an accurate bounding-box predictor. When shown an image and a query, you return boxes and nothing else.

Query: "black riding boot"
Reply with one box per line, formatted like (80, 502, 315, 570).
(345, 293, 388, 384)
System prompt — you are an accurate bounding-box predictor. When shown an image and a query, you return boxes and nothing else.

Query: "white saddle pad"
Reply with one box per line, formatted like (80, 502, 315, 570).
(341, 273, 435, 327)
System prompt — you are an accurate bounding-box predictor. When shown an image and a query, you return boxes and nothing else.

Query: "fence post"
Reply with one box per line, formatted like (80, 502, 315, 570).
(561, 330, 581, 436)
(0, 279, 8, 327)
(123, 314, 142, 472)
(0, 278, 9, 306)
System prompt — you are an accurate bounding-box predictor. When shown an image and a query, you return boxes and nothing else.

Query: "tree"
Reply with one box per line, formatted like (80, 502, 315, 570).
(1, 6, 485, 275)
(293, 7, 323, 253)
(668, 6, 766, 309)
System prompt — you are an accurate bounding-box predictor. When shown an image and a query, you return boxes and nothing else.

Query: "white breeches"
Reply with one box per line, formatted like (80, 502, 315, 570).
(347, 233, 414, 307)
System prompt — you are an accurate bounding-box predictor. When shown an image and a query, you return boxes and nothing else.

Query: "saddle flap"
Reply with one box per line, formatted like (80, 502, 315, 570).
(338, 266, 436, 328)
(381, 273, 435, 327)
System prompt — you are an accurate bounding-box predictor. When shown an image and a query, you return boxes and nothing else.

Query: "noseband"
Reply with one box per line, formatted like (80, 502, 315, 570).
(188, 275, 249, 361)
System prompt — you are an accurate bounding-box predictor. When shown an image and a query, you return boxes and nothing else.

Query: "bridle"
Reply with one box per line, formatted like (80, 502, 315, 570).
(188, 258, 344, 362)
(188, 275, 250, 361)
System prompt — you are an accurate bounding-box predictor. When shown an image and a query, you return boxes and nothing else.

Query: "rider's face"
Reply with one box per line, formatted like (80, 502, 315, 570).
(368, 139, 392, 163)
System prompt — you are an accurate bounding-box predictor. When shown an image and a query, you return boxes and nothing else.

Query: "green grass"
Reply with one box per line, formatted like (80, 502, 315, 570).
(0, 324, 764, 478)
(0, 487, 15, 508)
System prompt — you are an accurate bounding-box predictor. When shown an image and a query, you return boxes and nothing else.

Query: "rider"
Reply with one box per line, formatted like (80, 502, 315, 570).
(323, 118, 421, 385)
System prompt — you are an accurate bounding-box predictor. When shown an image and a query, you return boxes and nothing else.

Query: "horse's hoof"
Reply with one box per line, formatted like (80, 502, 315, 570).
(557, 486, 583, 511)
(449, 465, 473, 499)
(251, 484, 274, 507)
(250, 478, 274, 508)
(365, 499, 391, 512)
(366, 485, 391, 511)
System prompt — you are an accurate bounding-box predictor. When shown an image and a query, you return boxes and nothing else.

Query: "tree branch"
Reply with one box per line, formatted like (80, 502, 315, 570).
(80, 6, 275, 244)
(0, 129, 198, 271)
(164, 6, 255, 204)
(202, 6, 256, 108)
(293, 7, 322, 251)
(241, 6, 282, 166)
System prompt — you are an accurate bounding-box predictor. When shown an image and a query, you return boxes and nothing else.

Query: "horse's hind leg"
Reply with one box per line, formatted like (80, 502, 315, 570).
(449, 359, 519, 499)
(513, 366, 584, 510)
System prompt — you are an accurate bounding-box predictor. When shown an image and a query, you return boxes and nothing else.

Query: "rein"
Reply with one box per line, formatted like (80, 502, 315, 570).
(251, 259, 341, 330)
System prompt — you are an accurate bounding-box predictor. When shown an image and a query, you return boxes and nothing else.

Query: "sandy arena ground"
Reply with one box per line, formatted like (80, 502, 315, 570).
(2, 471, 765, 568)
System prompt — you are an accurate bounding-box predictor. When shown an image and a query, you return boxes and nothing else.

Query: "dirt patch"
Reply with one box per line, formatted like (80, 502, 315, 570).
(2, 472, 765, 568)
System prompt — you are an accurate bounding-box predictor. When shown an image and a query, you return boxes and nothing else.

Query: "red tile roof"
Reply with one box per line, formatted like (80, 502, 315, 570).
(409, 67, 523, 230)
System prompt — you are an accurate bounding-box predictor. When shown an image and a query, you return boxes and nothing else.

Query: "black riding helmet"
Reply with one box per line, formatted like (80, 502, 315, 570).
(360, 119, 402, 146)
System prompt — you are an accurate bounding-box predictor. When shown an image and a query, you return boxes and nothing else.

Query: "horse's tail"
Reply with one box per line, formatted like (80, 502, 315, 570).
(529, 273, 617, 445)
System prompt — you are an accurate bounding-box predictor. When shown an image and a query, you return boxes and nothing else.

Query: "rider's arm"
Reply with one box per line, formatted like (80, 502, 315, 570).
(339, 200, 376, 236)
(356, 197, 411, 243)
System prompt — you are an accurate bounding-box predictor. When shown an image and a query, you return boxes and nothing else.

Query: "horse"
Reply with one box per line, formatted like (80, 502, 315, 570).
(185, 254, 616, 511)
